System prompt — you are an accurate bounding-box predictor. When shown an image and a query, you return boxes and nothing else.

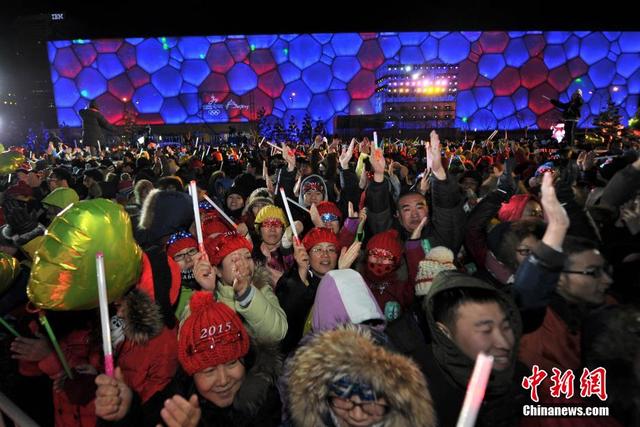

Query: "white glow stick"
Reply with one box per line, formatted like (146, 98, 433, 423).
(195, 137, 199, 148)
(203, 194, 237, 229)
(373, 132, 378, 149)
(189, 181, 205, 252)
(280, 187, 299, 243)
(96, 253, 114, 377)
(286, 196, 311, 213)
(97, 140, 101, 153)
(265, 140, 283, 151)
(456, 353, 494, 427)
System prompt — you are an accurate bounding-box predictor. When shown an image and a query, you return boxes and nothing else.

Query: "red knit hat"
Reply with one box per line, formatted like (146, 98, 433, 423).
(178, 291, 249, 376)
(302, 227, 340, 252)
(166, 231, 198, 258)
(137, 251, 182, 306)
(204, 232, 253, 266)
(366, 229, 403, 262)
(316, 201, 342, 222)
(498, 194, 534, 222)
(202, 212, 233, 237)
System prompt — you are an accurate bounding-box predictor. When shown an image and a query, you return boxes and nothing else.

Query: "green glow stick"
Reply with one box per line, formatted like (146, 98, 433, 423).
(0, 316, 20, 338)
(39, 313, 74, 379)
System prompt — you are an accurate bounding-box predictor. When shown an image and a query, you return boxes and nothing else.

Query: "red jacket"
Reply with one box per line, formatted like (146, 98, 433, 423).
(519, 306, 622, 427)
(116, 324, 178, 403)
(19, 323, 101, 427)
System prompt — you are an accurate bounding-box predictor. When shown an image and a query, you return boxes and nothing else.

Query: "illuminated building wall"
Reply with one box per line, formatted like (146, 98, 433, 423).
(47, 32, 640, 132)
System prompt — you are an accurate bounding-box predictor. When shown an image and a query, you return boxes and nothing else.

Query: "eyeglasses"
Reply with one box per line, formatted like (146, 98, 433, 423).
(515, 247, 531, 257)
(562, 265, 612, 279)
(329, 396, 388, 417)
(173, 248, 198, 262)
(310, 246, 338, 255)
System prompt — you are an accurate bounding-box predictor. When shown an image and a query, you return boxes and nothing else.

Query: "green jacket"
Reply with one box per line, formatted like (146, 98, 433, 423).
(216, 266, 288, 343)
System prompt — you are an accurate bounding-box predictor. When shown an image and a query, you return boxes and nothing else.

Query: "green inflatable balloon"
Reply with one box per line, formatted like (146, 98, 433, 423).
(28, 199, 143, 310)
(0, 151, 26, 174)
(0, 252, 20, 294)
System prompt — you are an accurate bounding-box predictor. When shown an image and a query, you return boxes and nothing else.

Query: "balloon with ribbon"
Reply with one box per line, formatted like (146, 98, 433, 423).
(0, 151, 26, 174)
(0, 252, 20, 294)
(28, 199, 143, 310)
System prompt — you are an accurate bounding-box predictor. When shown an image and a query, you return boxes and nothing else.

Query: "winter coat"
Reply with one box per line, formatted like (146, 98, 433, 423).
(116, 288, 179, 403)
(19, 324, 101, 427)
(283, 324, 436, 427)
(215, 265, 288, 343)
(79, 108, 116, 148)
(275, 267, 322, 355)
(105, 341, 283, 427)
(422, 271, 527, 427)
(365, 173, 466, 253)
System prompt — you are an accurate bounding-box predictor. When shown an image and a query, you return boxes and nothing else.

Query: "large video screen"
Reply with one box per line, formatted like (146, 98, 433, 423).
(47, 32, 640, 133)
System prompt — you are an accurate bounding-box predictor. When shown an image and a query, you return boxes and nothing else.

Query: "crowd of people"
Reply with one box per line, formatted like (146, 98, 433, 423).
(0, 124, 639, 426)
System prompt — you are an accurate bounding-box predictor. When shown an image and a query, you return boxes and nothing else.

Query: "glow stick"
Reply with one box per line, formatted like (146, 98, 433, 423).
(373, 132, 378, 149)
(203, 194, 237, 229)
(0, 317, 20, 337)
(286, 196, 311, 213)
(97, 140, 101, 153)
(456, 353, 494, 427)
(265, 140, 283, 151)
(96, 253, 114, 377)
(280, 187, 299, 244)
(189, 181, 206, 252)
(39, 313, 73, 379)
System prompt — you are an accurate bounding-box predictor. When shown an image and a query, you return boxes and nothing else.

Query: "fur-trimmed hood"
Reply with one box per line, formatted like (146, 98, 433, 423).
(230, 339, 283, 416)
(285, 325, 436, 427)
(121, 288, 164, 345)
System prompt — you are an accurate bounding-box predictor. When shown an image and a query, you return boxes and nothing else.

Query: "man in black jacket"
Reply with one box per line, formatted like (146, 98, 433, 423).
(79, 100, 116, 155)
(549, 89, 583, 145)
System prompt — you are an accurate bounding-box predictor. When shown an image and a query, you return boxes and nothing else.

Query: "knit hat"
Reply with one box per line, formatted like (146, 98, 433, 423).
(178, 291, 249, 376)
(202, 212, 234, 237)
(166, 231, 198, 258)
(302, 227, 340, 252)
(498, 194, 533, 222)
(204, 231, 253, 266)
(414, 246, 457, 296)
(315, 201, 342, 223)
(4, 181, 34, 200)
(366, 229, 403, 264)
(242, 188, 274, 216)
(254, 204, 288, 232)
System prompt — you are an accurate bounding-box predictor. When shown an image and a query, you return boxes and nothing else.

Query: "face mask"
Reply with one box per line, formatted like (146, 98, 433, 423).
(110, 315, 125, 349)
(368, 262, 395, 278)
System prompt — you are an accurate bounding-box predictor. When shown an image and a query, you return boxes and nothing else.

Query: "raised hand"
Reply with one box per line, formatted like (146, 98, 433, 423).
(338, 240, 362, 270)
(540, 172, 570, 251)
(95, 367, 132, 422)
(193, 252, 216, 291)
(339, 139, 356, 170)
(410, 217, 428, 240)
(429, 130, 446, 180)
(158, 394, 201, 427)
